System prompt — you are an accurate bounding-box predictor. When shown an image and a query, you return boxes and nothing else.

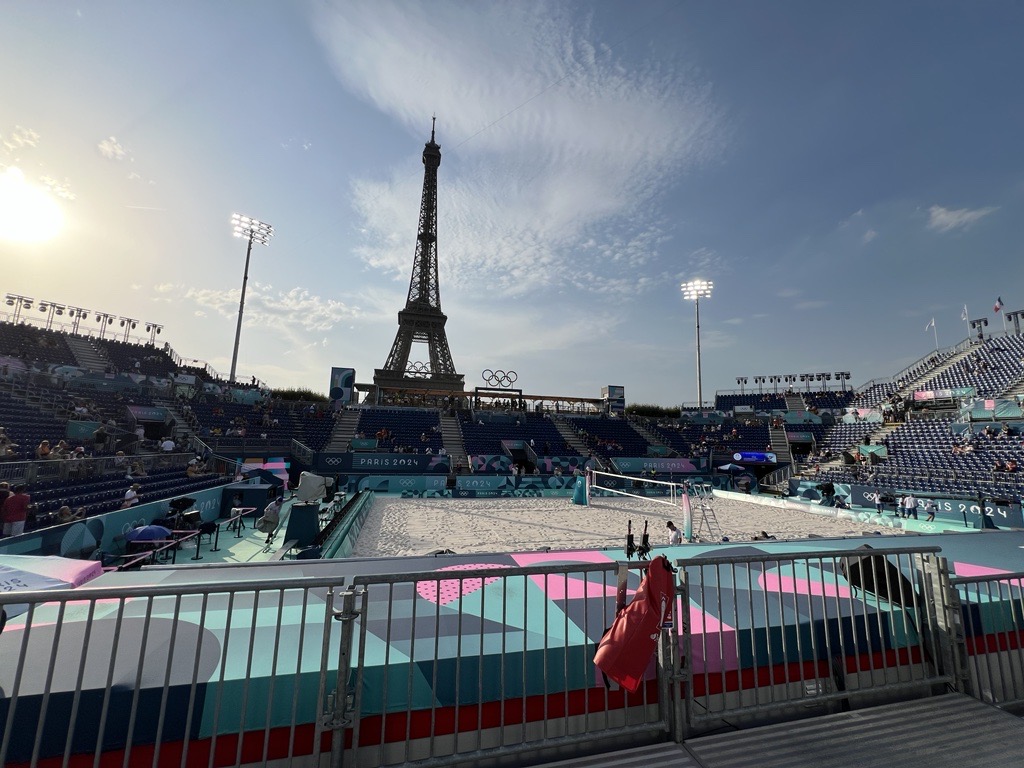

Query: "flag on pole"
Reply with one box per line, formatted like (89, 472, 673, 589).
(925, 318, 935, 331)
(994, 297, 1004, 312)
(961, 305, 969, 322)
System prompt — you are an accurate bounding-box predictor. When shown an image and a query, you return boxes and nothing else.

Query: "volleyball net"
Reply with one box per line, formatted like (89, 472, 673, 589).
(585, 468, 703, 542)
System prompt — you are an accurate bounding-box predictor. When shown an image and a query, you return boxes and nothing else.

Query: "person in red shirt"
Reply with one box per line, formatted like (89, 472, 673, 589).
(2, 484, 31, 538)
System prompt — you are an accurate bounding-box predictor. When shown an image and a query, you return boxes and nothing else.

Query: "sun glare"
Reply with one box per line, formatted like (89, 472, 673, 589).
(0, 166, 64, 243)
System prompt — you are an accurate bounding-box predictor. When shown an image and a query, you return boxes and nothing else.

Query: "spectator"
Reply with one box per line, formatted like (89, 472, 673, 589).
(120, 483, 142, 509)
(160, 437, 176, 452)
(93, 425, 109, 454)
(2, 484, 31, 538)
(58, 505, 83, 523)
(35, 439, 52, 460)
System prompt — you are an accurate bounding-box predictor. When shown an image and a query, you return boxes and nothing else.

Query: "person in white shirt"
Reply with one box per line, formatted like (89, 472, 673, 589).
(901, 493, 918, 519)
(666, 520, 682, 545)
(121, 483, 141, 509)
(160, 438, 176, 452)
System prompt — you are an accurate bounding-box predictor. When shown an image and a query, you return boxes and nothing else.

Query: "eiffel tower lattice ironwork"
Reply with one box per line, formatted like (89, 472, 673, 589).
(374, 120, 465, 393)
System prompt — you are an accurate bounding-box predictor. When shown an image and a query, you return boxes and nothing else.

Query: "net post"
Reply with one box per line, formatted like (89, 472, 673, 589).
(585, 469, 592, 505)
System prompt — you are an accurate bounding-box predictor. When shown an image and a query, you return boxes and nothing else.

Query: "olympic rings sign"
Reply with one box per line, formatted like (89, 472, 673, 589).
(405, 361, 432, 378)
(481, 369, 518, 387)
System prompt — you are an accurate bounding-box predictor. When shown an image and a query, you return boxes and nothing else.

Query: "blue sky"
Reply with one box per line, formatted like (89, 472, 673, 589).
(2, 1, 1022, 405)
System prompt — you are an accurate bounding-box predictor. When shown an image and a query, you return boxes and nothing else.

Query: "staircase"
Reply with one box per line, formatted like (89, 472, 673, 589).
(627, 416, 672, 455)
(768, 424, 793, 465)
(784, 393, 805, 411)
(894, 346, 977, 398)
(865, 421, 904, 447)
(439, 414, 468, 468)
(1002, 377, 1024, 398)
(64, 335, 109, 372)
(152, 398, 193, 442)
(552, 416, 591, 457)
(326, 409, 361, 451)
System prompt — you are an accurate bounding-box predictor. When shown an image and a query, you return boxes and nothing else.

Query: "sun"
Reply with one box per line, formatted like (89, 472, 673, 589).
(0, 166, 64, 243)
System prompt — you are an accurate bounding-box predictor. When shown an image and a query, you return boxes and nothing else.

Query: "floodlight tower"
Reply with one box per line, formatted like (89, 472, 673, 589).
(681, 279, 713, 408)
(229, 213, 274, 384)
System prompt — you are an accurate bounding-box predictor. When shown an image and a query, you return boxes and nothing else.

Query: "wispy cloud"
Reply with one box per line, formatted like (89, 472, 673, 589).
(795, 300, 826, 310)
(315, 1, 725, 301)
(838, 208, 863, 228)
(173, 282, 361, 333)
(97, 136, 129, 161)
(0, 126, 40, 153)
(40, 175, 76, 201)
(927, 204, 997, 233)
(862, 228, 878, 243)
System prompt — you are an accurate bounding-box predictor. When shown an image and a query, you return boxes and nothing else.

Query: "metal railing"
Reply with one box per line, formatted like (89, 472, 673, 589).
(951, 570, 1024, 710)
(1, 542, 1017, 768)
(292, 438, 314, 465)
(344, 561, 665, 767)
(673, 545, 952, 736)
(0, 450, 204, 488)
(0, 573, 350, 768)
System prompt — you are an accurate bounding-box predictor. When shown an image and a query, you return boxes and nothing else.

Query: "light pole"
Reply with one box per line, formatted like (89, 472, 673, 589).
(229, 213, 274, 384)
(95, 312, 115, 339)
(736, 376, 747, 394)
(769, 375, 781, 393)
(4, 294, 33, 324)
(119, 317, 138, 343)
(67, 306, 89, 335)
(38, 301, 65, 330)
(681, 279, 713, 408)
(754, 375, 766, 394)
(145, 322, 163, 345)
(969, 317, 988, 343)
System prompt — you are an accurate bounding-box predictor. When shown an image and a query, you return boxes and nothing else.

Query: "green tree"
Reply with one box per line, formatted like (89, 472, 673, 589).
(271, 387, 329, 403)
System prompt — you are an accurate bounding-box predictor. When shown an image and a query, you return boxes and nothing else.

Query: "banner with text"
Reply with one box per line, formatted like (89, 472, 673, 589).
(610, 456, 709, 473)
(315, 452, 450, 473)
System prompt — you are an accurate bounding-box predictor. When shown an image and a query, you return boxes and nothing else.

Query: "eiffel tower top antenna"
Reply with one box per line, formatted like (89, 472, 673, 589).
(373, 119, 465, 395)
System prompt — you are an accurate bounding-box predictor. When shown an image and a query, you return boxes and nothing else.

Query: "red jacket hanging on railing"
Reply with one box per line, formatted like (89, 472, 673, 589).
(594, 554, 676, 693)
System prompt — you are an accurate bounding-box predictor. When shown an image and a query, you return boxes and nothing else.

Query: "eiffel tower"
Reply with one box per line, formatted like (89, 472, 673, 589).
(373, 120, 465, 393)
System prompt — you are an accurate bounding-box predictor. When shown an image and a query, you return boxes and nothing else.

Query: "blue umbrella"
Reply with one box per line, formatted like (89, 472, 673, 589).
(125, 524, 172, 542)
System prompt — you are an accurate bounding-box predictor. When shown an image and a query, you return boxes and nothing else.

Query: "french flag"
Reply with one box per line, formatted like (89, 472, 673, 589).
(994, 296, 1004, 312)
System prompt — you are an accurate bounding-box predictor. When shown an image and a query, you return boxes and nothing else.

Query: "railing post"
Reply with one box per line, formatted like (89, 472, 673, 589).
(327, 587, 361, 768)
(673, 566, 692, 741)
(919, 554, 973, 696)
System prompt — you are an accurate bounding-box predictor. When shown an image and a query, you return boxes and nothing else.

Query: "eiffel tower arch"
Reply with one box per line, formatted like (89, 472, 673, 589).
(373, 120, 465, 394)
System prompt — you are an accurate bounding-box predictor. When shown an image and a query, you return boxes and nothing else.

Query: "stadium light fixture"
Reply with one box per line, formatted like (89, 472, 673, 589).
(1005, 312, 1024, 337)
(38, 301, 66, 331)
(95, 311, 115, 339)
(145, 322, 163, 345)
(835, 371, 851, 391)
(681, 279, 713, 408)
(119, 317, 138, 343)
(736, 376, 747, 394)
(768, 375, 781, 393)
(754, 375, 766, 394)
(5, 293, 33, 324)
(229, 212, 274, 384)
(969, 317, 988, 343)
(67, 306, 89, 335)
